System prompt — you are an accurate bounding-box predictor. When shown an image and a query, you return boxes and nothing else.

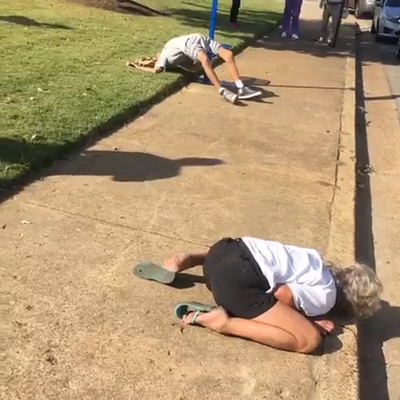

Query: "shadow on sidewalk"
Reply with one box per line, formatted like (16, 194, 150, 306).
(240, 76, 355, 92)
(253, 17, 398, 67)
(254, 18, 353, 58)
(354, 27, 400, 400)
(54, 150, 224, 182)
(0, 137, 224, 204)
(0, 137, 224, 186)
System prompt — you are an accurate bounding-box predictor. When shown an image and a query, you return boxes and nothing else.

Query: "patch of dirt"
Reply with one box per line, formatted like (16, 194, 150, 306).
(69, 0, 171, 16)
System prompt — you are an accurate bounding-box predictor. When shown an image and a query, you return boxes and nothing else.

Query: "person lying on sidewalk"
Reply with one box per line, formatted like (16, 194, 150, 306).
(135, 33, 262, 105)
(134, 237, 382, 354)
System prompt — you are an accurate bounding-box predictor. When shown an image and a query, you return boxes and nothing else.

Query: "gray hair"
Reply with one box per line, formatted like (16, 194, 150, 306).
(326, 262, 383, 319)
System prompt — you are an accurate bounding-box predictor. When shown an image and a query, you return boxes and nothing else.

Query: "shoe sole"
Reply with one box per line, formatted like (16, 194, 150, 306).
(133, 262, 175, 284)
(238, 91, 262, 100)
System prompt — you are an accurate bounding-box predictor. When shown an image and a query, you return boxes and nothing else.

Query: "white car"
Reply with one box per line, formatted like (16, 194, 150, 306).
(371, 0, 400, 41)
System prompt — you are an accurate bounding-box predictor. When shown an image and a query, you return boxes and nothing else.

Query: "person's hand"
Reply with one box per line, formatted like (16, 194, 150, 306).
(313, 319, 335, 336)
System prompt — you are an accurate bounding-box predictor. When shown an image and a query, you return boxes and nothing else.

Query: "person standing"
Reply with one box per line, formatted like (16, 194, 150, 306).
(230, 0, 241, 28)
(281, 0, 304, 39)
(318, 0, 349, 44)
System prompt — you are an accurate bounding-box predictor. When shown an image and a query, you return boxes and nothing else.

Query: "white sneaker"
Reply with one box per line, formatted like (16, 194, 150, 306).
(292, 33, 299, 40)
(281, 32, 288, 38)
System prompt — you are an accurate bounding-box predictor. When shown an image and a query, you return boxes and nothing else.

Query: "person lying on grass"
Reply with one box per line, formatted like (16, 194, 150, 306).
(134, 237, 382, 354)
(136, 33, 262, 105)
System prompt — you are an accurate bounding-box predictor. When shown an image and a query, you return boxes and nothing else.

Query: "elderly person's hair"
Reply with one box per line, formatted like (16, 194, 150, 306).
(325, 262, 383, 319)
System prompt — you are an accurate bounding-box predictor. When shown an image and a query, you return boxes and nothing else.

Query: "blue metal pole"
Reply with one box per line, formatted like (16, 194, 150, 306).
(208, 0, 218, 39)
(202, 0, 218, 83)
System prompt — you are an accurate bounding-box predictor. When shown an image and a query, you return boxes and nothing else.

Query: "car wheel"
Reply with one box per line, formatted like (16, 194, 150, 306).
(355, 1, 364, 18)
(396, 39, 400, 59)
(375, 22, 382, 41)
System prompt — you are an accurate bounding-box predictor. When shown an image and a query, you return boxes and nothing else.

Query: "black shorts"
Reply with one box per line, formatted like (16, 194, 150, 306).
(203, 238, 276, 319)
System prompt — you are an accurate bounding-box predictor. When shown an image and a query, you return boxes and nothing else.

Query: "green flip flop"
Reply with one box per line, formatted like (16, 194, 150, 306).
(174, 301, 216, 325)
(133, 262, 176, 284)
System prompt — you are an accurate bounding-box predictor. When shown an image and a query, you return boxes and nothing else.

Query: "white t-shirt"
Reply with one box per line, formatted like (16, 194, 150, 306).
(242, 237, 337, 317)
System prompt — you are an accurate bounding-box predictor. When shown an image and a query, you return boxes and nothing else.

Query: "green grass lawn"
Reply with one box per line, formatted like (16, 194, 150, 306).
(0, 0, 282, 188)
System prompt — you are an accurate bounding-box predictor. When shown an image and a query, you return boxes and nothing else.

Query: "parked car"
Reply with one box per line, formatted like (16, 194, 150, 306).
(371, 0, 400, 41)
(348, 0, 375, 18)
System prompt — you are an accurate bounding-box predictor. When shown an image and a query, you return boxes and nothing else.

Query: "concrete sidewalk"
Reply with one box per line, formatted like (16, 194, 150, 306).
(1, 3, 359, 400)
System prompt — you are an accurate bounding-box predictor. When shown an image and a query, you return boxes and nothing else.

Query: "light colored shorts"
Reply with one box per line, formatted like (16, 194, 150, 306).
(185, 34, 222, 60)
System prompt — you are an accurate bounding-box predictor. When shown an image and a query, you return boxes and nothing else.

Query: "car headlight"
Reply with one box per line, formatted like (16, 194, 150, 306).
(386, 15, 400, 23)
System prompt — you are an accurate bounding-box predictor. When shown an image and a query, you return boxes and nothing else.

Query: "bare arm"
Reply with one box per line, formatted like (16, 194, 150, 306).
(196, 50, 222, 90)
(273, 284, 296, 308)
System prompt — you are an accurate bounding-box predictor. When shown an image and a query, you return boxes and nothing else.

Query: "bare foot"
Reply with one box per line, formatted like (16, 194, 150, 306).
(182, 307, 230, 333)
(163, 253, 196, 273)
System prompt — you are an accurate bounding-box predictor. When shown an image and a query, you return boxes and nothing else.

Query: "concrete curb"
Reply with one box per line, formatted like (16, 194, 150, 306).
(312, 20, 359, 400)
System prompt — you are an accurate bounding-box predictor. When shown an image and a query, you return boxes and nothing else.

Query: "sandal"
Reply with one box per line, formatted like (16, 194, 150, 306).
(133, 262, 175, 284)
(174, 301, 216, 325)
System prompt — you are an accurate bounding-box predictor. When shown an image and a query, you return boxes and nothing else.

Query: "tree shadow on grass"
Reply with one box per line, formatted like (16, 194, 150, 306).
(68, 0, 171, 16)
(0, 15, 72, 29)
(166, 3, 282, 41)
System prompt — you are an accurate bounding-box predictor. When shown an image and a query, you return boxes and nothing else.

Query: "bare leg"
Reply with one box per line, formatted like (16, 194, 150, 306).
(163, 250, 209, 273)
(218, 47, 241, 82)
(182, 302, 321, 353)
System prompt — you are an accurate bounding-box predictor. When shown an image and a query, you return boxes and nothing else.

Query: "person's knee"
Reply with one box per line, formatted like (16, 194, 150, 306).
(297, 327, 321, 354)
(218, 47, 234, 61)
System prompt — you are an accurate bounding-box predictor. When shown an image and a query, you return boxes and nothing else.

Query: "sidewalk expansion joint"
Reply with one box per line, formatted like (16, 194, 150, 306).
(23, 200, 209, 248)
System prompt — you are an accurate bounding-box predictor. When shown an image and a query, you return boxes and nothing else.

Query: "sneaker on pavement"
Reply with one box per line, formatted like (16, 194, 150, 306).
(292, 33, 299, 39)
(219, 88, 238, 104)
(281, 31, 288, 38)
(238, 86, 262, 100)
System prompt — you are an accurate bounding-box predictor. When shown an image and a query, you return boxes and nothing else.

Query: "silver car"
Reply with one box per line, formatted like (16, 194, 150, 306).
(348, 0, 375, 18)
(371, 0, 400, 40)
